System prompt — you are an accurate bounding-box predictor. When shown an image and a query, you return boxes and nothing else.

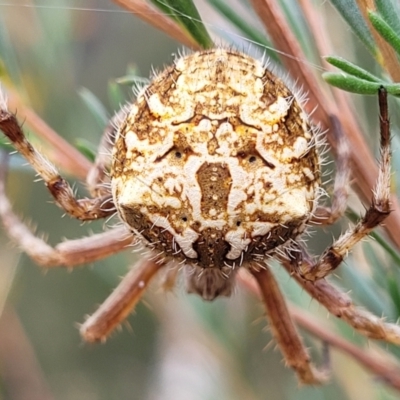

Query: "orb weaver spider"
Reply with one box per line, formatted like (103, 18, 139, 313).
(0, 48, 397, 384)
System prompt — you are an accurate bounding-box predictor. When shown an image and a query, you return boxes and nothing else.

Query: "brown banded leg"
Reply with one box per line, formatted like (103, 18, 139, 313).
(279, 255, 400, 345)
(0, 109, 114, 220)
(301, 88, 391, 280)
(310, 114, 351, 226)
(86, 111, 125, 197)
(250, 263, 328, 384)
(0, 155, 132, 267)
(80, 257, 166, 343)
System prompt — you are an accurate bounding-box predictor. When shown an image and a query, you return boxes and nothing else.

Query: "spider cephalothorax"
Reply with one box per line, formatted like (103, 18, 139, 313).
(112, 49, 320, 299)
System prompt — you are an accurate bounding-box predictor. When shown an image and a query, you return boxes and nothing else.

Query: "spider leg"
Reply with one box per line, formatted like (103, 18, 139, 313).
(250, 263, 329, 384)
(86, 110, 124, 197)
(301, 88, 391, 280)
(310, 115, 351, 226)
(280, 255, 400, 345)
(0, 109, 114, 221)
(80, 257, 166, 343)
(0, 158, 132, 267)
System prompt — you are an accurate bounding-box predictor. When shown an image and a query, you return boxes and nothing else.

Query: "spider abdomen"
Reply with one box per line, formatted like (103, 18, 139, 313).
(111, 48, 321, 299)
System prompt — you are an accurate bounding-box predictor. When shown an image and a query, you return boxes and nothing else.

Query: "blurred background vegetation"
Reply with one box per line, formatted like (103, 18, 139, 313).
(1, 0, 400, 399)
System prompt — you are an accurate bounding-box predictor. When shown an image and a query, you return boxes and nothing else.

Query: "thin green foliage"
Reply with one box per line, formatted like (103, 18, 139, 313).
(78, 87, 109, 130)
(325, 56, 381, 82)
(107, 80, 126, 112)
(324, 6, 400, 96)
(115, 64, 144, 85)
(151, 0, 213, 48)
(344, 208, 400, 320)
(388, 274, 400, 317)
(329, 0, 377, 56)
(323, 72, 400, 95)
(340, 259, 395, 319)
(323, 55, 399, 95)
(208, 0, 280, 63)
(375, 0, 400, 37)
(74, 138, 97, 162)
(369, 10, 400, 56)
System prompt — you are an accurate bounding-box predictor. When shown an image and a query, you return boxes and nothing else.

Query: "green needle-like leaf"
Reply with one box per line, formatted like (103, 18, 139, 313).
(78, 87, 109, 130)
(208, 0, 280, 63)
(363, 243, 400, 320)
(74, 138, 97, 162)
(115, 75, 150, 87)
(375, 0, 400, 37)
(107, 81, 126, 112)
(369, 10, 400, 56)
(329, 0, 377, 56)
(325, 56, 381, 82)
(151, 0, 214, 49)
(387, 275, 400, 317)
(369, 229, 400, 269)
(323, 72, 400, 96)
(341, 261, 394, 319)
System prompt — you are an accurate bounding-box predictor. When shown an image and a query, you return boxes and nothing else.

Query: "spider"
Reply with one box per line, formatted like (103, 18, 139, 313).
(0, 48, 397, 385)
